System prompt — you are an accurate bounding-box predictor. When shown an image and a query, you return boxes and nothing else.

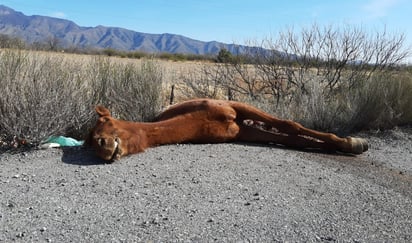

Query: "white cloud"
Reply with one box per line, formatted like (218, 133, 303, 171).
(363, 0, 401, 18)
(51, 11, 67, 18)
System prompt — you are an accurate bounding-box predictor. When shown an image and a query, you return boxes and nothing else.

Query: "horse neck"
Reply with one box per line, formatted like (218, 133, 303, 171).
(131, 118, 195, 146)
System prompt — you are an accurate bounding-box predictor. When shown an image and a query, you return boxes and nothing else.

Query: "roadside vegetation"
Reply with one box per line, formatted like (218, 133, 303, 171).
(182, 24, 411, 134)
(0, 24, 411, 150)
(0, 50, 163, 149)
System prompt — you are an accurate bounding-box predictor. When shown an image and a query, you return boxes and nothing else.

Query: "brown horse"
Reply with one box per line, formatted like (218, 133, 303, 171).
(86, 99, 368, 161)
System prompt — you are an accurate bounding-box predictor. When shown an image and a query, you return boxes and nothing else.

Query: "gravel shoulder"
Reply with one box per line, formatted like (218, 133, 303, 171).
(1, 128, 411, 242)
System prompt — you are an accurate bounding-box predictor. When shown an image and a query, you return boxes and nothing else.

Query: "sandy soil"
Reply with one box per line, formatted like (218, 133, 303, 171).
(0, 127, 411, 242)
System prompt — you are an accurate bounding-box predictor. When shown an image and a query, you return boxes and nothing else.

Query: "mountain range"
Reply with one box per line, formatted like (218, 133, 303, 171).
(0, 5, 241, 54)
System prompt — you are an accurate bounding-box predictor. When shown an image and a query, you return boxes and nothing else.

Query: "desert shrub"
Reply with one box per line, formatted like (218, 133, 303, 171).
(180, 63, 229, 99)
(88, 57, 163, 121)
(345, 71, 412, 130)
(0, 34, 26, 49)
(0, 49, 92, 144)
(156, 52, 214, 62)
(285, 79, 348, 133)
(0, 50, 164, 147)
(126, 51, 148, 59)
(262, 70, 412, 134)
(216, 48, 233, 63)
(102, 48, 119, 57)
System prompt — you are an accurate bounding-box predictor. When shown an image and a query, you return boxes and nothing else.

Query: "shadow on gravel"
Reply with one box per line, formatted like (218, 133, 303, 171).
(60, 143, 354, 166)
(237, 142, 356, 157)
(61, 147, 107, 166)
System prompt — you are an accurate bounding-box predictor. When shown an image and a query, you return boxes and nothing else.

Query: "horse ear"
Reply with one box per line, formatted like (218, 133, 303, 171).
(95, 106, 111, 117)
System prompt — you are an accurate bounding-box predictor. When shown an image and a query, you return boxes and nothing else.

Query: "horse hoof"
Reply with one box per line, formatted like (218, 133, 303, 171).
(348, 137, 368, 154)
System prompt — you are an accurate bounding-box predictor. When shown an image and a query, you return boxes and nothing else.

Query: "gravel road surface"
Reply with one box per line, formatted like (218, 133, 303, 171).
(1, 128, 411, 242)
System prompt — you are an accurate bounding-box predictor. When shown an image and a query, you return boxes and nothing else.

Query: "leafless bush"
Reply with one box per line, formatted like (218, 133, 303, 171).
(258, 24, 408, 93)
(180, 63, 228, 99)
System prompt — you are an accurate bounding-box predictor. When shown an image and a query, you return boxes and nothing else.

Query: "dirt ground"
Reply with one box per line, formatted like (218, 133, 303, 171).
(0, 127, 411, 242)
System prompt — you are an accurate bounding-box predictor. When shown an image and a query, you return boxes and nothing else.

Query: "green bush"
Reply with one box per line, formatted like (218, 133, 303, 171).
(216, 48, 233, 63)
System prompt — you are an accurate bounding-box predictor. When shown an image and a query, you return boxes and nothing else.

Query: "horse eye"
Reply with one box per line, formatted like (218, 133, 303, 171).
(98, 138, 105, 147)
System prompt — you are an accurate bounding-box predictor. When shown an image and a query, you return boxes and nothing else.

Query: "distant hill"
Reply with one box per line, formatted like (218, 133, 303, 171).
(0, 5, 242, 54)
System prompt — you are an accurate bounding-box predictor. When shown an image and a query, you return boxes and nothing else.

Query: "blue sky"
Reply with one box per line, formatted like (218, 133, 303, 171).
(2, 0, 412, 47)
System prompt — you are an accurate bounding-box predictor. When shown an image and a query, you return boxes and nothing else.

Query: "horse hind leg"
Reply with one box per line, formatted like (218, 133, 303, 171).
(275, 120, 368, 154)
(340, 137, 368, 154)
(236, 123, 338, 152)
(240, 119, 368, 154)
(231, 101, 368, 154)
